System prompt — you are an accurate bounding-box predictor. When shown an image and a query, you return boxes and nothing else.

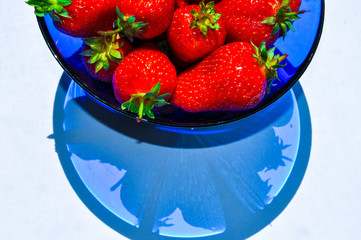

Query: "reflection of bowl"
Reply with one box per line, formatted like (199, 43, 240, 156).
(54, 75, 312, 239)
(37, 0, 324, 127)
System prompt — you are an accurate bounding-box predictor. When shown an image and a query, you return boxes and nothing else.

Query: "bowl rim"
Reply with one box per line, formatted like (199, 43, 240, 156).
(36, 0, 325, 128)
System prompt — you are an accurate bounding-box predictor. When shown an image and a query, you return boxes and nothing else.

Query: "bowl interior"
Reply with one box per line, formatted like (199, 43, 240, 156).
(38, 0, 324, 127)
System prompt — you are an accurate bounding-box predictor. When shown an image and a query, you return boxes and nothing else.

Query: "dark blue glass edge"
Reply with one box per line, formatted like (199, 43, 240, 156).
(37, 1, 324, 128)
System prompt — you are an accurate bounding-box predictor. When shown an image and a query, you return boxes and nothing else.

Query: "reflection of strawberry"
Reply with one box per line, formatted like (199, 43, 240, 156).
(171, 42, 287, 112)
(167, 1, 226, 63)
(26, 0, 117, 38)
(115, 0, 176, 39)
(113, 43, 177, 122)
(216, 0, 306, 45)
(80, 36, 133, 82)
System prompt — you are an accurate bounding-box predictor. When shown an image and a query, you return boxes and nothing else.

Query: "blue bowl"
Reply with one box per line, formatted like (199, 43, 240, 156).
(37, 0, 324, 127)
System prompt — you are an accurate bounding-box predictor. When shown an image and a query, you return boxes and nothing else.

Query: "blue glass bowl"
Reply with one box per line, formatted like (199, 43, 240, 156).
(37, 0, 324, 127)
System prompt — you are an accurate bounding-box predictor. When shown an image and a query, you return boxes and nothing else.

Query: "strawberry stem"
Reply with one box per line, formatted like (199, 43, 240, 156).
(137, 99, 145, 122)
(98, 6, 148, 38)
(80, 34, 125, 73)
(99, 28, 122, 36)
(121, 81, 170, 122)
(26, 0, 72, 22)
(190, 1, 221, 38)
(261, 0, 307, 39)
(251, 41, 288, 93)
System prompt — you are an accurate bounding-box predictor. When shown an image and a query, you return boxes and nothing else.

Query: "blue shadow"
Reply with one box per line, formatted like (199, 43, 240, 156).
(50, 72, 311, 239)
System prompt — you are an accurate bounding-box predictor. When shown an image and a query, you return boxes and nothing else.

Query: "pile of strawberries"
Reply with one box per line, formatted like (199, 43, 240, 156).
(27, 0, 305, 122)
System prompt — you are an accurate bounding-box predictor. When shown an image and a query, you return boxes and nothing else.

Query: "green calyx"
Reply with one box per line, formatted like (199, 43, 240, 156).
(80, 34, 125, 73)
(98, 6, 148, 37)
(190, 1, 221, 38)
(261, 0, 307, 39)
(26, 0, 72, 22)
(121, 82, 170, 122)
(251, 41, 288, 93)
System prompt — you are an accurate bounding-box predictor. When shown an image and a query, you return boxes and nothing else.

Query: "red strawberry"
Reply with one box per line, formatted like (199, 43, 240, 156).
(167, 1, 226, 63)
(113, 43, 177, 121)
(171, 42, 287, 112)
(176, 0, 190, 9)
(189, 0, 221, 4)
(26, 0, 118, 38)
(114, 0, 176, 39)
(80, 36, 133, 82)
(216, 0, 306, 46)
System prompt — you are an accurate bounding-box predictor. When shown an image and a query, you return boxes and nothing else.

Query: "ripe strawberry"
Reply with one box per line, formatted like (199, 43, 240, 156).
(80, 36, 133, 82)
(176, 0, 190, 9)
(171, 42, 287, 112)
(113, 43, 177, 121)
(26, 0, 118, 38)
(216, 0, 306, 46)
(167, 1, 226, 63)
(114, 0, 176, 39)
(189, 0, 221, 4)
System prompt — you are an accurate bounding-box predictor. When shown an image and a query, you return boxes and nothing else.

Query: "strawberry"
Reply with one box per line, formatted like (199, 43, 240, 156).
(113, 43, 177, 122)
(167, 1, 226, 63)
(80, 36, 133, 82)
(175, 0, 190, 9)
(216, 0, 306, 46)
(189, 0, 221, 4)
(113, 0, 176, 39)
(26, 0, 118, 38)
(171, 42, 287, 112)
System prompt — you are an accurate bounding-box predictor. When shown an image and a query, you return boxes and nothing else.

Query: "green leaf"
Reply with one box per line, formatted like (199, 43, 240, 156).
(89, 44, 101, 52)
(154, 100, 169, 107)
(200, 1, 206, 10)
(280, 23, 288, 39)
(116, 18, 122, 28)
(54, 5, 70, 18)
(116, 6, 121, 17)
(190, 21, 197, 28)
(27, 0, 72, 19)
(49, 12, 62, 22)
(145, 108, 155, 119)
(133, 22, 148, 29)
(122, 100, 132, 109)
(26, 0, 41, 5)
(88, 54, 99, 64)
(271, 23, 280, 35)
(95, 61, 104, 73)
(127, 15, 136, 24)
(80, 50, 95, 57)
(130, 103, 139, 114)
(190, 9, 197, 16)
(103, 58, 110, 71)
(109, 49, 122, 59)
(280, 0, 290, 8)
(34, 8, 47, 17)
(57, 0, 72, 6)
(267, 47, 276, 62)
(213, 13, 221, 21)
(260, 43, 268, 61)
(285, 21, 294, 31)
(262, 16, 276, 25)
(206, 1, 214, 9)
(149, 82, 161, 97)
(83, 37, 100, 45)
(155, 93, 170, 100)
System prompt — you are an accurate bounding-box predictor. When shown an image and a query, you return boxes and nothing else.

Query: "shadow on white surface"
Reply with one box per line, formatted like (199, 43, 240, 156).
(50, 72, 312, 239)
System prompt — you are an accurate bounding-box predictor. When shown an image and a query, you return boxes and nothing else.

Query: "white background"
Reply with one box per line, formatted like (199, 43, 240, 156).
(1, 1, 360, 239)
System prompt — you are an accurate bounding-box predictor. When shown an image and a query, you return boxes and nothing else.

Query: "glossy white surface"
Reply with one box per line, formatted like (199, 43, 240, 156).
(1, 1, 360, 239)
